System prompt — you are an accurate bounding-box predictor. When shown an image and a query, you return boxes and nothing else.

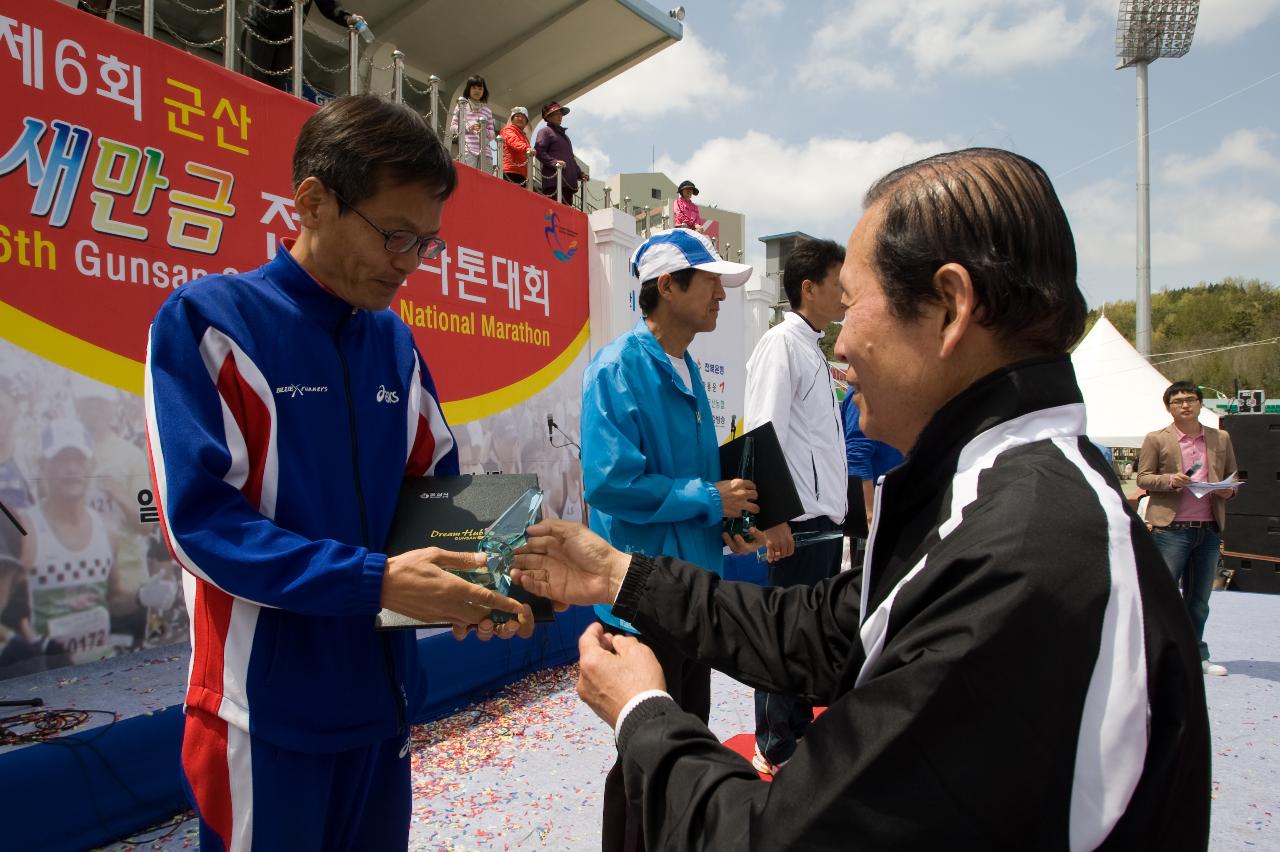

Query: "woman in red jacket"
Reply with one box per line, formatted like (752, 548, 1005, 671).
(501, 106, 532, 187)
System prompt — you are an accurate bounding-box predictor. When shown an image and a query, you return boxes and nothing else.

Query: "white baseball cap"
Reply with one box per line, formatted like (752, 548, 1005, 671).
(41, 418, 94, 459)
(629, 228, 752, 288)
(510, 106, 529, 119)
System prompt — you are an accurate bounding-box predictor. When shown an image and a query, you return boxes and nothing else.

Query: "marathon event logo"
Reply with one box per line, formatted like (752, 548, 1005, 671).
(543, 210, 578, 262)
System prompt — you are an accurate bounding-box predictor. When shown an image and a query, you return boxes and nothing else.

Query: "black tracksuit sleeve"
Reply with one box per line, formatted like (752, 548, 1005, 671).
(610, 511, 1209, 851)
(614, 554, 863, 702)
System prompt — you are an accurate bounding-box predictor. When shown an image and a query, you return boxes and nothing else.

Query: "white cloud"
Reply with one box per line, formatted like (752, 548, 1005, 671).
(652, 130, 947, 287)
(572, 143, 613, 179)
(1195, 0, 1280, 44)
(796, 57, 895, 92)
(734, 0, 784, 24)
(806, 0, 1099, 86)
(1164, 129, 1280, 185)
(1064, 172, 1280, 302)
(571, 28, 746, 121)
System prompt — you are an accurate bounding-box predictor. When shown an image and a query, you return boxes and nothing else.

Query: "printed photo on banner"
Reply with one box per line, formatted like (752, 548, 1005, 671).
(0, 1, 590, 678)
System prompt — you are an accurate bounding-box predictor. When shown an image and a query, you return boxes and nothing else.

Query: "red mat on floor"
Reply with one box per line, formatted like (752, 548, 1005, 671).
(722, 707, 826, 781)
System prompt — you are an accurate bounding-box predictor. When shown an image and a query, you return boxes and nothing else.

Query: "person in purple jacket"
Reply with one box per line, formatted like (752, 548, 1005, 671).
(535, 101, 589, 204)
(145, 95, 532, 851)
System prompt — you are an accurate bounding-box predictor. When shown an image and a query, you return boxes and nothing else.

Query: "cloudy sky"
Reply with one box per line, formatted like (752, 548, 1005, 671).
(564, 0, 1280, 308)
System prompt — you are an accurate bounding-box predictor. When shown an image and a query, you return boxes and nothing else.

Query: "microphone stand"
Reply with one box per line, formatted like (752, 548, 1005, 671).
(546, 416, 580, 452)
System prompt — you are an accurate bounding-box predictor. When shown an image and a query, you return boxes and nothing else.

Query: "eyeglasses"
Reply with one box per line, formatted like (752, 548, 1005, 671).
(332, 191, 446, 260)
(1168, 397, 1201, 407)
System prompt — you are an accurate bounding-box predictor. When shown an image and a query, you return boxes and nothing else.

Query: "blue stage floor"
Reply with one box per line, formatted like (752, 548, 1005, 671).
(92, 589, 1279, 851)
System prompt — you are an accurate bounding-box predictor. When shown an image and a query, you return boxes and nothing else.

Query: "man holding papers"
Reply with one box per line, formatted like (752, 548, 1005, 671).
(1137, 380, 1238, 676)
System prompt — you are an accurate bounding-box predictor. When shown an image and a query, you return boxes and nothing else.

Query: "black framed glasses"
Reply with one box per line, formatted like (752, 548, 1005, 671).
(1168, 396, 1201, 407)
(332, 191, 446, 260)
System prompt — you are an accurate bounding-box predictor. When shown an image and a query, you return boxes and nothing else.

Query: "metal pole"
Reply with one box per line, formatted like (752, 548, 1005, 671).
(1135, 59, 1151, 357)
(392, 50, 404, 104)
(555, 163, 564, 204)
(143, 0, 154, 38)
(526, 150, 536, 193)
(454, 97, 468, 162)
(291, 1, 304, 98)
(492, 118, 501, 178)
(223, 1, 235, 69)
(428, 76, 441, 136)
(347, 28, 359, 95)
(484, 116, 494, 175)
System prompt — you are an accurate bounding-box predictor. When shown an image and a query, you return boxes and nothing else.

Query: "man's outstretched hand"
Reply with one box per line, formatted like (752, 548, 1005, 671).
(511, 519, 632, 609)
(577, 622, 665, 727)
(381, 547, 535, 641)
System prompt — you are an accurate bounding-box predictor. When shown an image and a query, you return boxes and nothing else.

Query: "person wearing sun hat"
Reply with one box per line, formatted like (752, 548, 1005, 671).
(579, 228, 755, 852)
(501, 106, 533, 186)
(673, 178, 708, 232)
(534, 101, 588, 203)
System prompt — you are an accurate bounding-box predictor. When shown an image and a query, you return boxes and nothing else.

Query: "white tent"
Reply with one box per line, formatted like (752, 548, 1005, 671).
(1070, 315, 1218, 448)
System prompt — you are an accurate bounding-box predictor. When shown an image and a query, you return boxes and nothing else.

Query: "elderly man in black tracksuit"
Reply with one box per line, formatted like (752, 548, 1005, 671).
(512, 148, 1210, 851)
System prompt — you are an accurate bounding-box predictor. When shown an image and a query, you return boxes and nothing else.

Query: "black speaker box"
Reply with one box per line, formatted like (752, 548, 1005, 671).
(1220, 414, 1279, 515)
(1222, 514, 1280, 560)
(1223, 554, 1280, 595)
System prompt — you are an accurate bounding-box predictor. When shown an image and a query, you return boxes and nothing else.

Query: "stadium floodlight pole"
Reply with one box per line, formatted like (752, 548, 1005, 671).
(1114, 0, 1200, 357)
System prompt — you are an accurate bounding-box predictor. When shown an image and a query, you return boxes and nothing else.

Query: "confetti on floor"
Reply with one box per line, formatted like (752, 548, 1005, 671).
(95, 591, 1280, 850)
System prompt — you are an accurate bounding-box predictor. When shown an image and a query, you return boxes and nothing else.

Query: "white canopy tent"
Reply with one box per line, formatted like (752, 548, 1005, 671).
(1070, 315, 1218, 448)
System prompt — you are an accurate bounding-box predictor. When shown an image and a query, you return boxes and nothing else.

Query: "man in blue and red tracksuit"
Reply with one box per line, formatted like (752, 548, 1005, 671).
(145, 95, 533, 851)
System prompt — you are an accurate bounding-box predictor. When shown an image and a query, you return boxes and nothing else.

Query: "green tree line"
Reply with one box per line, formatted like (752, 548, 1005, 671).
(816, 277, 1279, 397)
(1085, 277, 1280, 397)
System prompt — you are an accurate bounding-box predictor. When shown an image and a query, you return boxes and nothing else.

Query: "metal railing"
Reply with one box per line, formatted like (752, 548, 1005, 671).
(126, 0, 598, 206)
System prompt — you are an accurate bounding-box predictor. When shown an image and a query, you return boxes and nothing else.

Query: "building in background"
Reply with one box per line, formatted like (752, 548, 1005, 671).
(603, 172, 747, 257)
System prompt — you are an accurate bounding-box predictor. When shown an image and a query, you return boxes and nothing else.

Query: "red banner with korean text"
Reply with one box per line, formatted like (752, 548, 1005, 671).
(0, 1, 589, 417)
(0, 2, 588, 676)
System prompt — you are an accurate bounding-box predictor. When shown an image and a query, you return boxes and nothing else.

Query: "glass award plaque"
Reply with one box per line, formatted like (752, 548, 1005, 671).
(446, 487, 543, 623)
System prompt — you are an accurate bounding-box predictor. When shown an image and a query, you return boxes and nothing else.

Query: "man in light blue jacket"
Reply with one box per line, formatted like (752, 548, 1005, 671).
(581, 228, 757, 852)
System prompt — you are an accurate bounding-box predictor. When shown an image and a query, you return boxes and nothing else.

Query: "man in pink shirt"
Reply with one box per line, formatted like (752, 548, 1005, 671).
(1137, 381, 1238, 675)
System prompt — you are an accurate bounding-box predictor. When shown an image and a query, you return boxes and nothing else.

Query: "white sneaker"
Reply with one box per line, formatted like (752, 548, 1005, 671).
(1202, 660, 1228, 676)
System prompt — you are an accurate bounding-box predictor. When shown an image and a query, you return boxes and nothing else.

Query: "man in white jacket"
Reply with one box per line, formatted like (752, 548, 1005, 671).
(744, 237, 849, 774)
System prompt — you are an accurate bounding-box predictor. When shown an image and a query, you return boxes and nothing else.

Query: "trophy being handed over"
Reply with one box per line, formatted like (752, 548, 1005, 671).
(446, 487, 543, 623)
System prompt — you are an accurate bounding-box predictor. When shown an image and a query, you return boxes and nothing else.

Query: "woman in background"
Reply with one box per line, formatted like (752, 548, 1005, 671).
(449, 75, 497, 171)
(673, 179, 708, 232)
(501, 106, 532, 186)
